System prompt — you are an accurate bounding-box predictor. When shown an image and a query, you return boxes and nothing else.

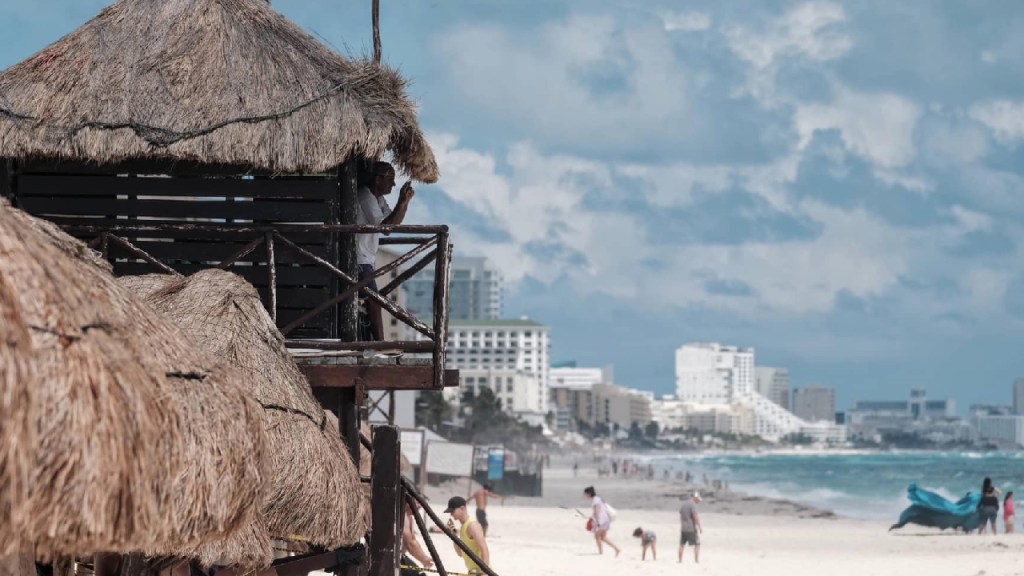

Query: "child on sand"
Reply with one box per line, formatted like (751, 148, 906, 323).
(632, 527, 657, 561)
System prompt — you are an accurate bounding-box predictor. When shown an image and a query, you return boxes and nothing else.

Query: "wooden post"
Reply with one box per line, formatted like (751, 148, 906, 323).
(0, 159, 11, 201)
(372, 0, 382, 65)
(431, 230, 451, 389)
(335, 159, 359, 342)
(369, 425, 402, 576)
(93, 553, 121, 576)
(339, 387, 361, 468)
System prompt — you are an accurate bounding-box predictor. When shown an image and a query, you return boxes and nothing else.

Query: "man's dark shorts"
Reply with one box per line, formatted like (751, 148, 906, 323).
(476, 508, 488, 529)
(680, 531, 699, 546)
(358, 264, 379, 297)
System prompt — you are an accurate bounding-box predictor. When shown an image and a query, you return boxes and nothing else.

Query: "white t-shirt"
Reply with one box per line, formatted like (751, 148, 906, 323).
(592, 496, 611, 526)
(355, 185, 392, 266)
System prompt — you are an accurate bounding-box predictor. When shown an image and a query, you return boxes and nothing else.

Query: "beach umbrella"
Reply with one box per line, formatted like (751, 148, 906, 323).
(120, 270, 367, 551)
(0, 201, 268, 562)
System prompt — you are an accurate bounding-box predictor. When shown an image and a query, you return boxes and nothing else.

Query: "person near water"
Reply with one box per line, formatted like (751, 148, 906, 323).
(632, 527, 657, 561)
(355, 161, 414, 341)
(1004, 491, 1015, 534)
(573, 461, 579, 477)
(445, 496, 490, 574)
(470, 484, 506, 535)
(584, 486, 621, 556)
(401, 501, 433, 575)
(978, 477, 1001, 534)
(679, 492, 703, 563)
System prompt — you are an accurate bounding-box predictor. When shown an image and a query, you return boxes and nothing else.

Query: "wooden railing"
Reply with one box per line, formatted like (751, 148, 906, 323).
(61, 221, 453, 388)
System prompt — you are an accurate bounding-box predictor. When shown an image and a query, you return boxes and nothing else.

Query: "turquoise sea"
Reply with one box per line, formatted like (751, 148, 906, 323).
(652, 452, 1024, 521)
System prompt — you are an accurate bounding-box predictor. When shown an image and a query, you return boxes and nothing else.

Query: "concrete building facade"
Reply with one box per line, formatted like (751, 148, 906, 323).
(406, 256, 503, 321)
(976, 414, 1024, 447)
(1014, 379, 1024, 415)
(792, 385, 837, 423)
(755, 366, 791, 410)
(446, 318, 550, 413)
(456, 368, 542, 415)
(676, 343, 755, 404)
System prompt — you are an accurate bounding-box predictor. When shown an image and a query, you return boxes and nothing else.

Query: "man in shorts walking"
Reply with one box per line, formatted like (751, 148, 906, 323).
(679, 492, 703, 564)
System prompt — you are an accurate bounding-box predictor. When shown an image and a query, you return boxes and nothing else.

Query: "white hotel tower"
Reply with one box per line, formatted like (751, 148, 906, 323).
(675, 343, 806, 440)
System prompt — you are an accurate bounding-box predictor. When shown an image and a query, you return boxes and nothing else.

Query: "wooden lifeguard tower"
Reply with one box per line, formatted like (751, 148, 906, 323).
(0, 0, 488, 574)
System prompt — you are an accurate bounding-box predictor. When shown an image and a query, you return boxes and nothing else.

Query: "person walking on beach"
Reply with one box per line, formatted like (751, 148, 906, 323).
(355, 161, 414, 341)
(584, 486, 621, 556)
(978, 477, 1001, 534)
(633, 527, 657, 561)
(445, 496, 490, 574)
(679, 492, 703, 564)
(471, 483, 506, 535)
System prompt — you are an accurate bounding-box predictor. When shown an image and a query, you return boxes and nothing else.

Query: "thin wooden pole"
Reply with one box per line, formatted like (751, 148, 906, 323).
(372, 0, 382, 65)
(406, 493, 448, 576)
(265, 231, 277, 323)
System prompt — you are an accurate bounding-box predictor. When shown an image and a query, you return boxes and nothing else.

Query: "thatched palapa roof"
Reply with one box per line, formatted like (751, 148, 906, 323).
(120, 270, 366, 551)
(0, 200, 269, 562)
(0, 0, 438, 181)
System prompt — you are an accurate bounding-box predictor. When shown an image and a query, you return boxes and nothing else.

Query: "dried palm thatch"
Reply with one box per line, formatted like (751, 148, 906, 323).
(0, 0, 438, 182)
(0, 200, 268, 563)
(120, 270, 366, 549)
(0, 271, 32, 537)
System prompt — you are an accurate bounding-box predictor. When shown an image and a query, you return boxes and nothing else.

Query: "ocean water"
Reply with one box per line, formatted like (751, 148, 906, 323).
(651, 451, 1024, 521)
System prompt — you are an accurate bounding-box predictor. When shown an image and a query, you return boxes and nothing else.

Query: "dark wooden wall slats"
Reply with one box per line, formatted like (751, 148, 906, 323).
(11, 160, 344, 339)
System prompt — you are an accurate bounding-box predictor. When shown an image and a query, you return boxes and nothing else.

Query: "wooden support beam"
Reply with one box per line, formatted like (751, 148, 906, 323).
(273, 232, 434, 339)
(338, 387, 361, 467)
(369, 426, 402, 576)
(432, 232, 452, 390)
(337, 160, 359, 342)
(406, 492, 448, 576)
(402, 478, 499, 576)
(301, 365, 460, 390)
(279, 236, 437, 337)
(288, 339, 433, 352)
(0, 159, 11, 201)
(216, 235, 265, 269)
(265, 231, 277, 323)
(107, 234, 180, 276)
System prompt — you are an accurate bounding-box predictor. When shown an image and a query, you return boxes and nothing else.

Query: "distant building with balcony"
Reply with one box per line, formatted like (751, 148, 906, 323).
(675, 342, 806, 440)
(406, 256, 503, 321)
(676, 343, 754, 404)
(446, 318, 550, 414)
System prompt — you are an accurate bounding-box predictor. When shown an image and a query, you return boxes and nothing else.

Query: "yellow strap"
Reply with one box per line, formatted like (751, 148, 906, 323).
(399, 565, 480, 576)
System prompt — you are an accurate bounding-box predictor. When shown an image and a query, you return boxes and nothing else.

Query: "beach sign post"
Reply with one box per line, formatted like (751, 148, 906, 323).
(487, 448, 505, 481)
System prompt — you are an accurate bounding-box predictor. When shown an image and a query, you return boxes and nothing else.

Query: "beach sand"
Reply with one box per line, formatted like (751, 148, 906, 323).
(428, 506, 1024, 576)
(420, 459, 1024, 576)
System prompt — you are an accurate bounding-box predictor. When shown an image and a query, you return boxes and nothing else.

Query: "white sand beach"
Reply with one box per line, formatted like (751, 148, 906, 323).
(422, 460, 1024, 576)
(429, 506, 1024, 576)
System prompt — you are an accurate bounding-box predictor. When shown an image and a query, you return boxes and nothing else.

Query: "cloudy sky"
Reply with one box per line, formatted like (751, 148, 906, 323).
(3, 0, 1023, 411)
